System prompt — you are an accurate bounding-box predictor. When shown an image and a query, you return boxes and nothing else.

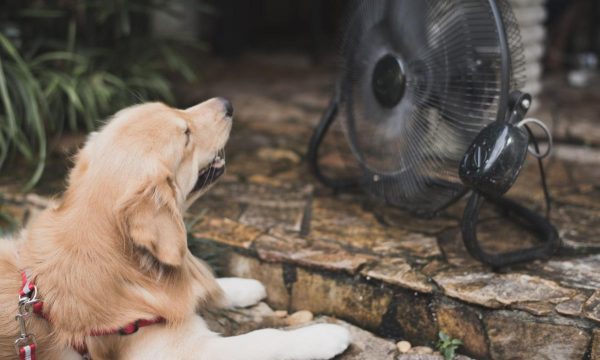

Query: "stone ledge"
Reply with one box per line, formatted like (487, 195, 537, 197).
(196, 243, 598, 360)
(190, 202, 598, 325)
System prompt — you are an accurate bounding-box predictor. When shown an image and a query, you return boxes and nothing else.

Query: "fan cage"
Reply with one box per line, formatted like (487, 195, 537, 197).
(334, 0, 527, 215)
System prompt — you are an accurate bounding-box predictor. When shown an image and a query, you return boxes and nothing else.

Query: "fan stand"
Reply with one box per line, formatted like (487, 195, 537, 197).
(307, 83, 359, 190)
(308, 87, 561, 268)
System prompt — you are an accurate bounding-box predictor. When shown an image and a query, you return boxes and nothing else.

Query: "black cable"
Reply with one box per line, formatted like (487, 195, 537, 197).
(462, 191, 560, 268)
(523, 124, 552, 218)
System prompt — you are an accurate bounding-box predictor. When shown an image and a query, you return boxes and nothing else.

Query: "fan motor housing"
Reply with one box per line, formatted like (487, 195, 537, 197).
(459, 122, 529, 196)
(371, 54, 406, 108)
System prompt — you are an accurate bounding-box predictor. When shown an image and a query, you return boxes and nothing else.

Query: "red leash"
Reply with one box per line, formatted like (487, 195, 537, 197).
(16, 272, 165, 359)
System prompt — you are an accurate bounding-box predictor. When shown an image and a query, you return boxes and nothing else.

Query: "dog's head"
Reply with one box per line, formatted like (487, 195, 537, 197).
(67, 98, 233, 267)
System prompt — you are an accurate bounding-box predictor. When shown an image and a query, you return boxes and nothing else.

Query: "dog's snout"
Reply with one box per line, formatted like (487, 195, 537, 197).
(219, 97, 234, 118)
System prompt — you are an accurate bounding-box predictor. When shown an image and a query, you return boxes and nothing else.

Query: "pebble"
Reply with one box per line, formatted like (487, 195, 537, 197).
(257, 148, 301, 164)
(274, 310, 288, 318)
(286, 310, 314, 325)
(247, 174, 283, 186)
(396, 340, 412, 353)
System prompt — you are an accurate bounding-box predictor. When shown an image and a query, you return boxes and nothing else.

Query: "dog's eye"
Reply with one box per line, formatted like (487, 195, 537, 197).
(184, 128, 191, 145)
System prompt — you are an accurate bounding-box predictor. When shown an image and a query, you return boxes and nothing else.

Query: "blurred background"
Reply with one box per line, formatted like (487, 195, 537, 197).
(0, 0, 598, 191)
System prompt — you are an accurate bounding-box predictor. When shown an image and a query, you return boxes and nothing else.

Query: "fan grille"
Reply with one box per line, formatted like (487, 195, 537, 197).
(338, 0, 526, 215)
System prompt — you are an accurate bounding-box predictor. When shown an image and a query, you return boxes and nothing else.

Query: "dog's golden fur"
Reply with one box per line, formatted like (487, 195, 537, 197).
(0, 100, 231, 358)
(1, 99, 351, 360)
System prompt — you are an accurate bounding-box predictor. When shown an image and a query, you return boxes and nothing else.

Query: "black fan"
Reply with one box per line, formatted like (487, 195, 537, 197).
(308, 0, 560, 267)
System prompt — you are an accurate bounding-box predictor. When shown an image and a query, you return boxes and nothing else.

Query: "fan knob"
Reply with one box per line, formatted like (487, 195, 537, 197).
(459, 122, 529, 196)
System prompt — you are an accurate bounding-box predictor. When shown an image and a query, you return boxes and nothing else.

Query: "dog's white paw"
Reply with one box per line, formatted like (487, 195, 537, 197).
(287, 324, 351, 360)
(217, 277, 267, 308)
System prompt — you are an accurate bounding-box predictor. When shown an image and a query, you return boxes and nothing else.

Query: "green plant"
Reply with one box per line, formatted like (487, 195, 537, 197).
(437, 331, 463, 360)
(0, 0, 207, 190)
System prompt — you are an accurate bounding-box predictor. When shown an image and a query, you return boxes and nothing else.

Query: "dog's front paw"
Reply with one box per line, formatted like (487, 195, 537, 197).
(217, 277, 267, 308)
(288, 324, 351, 360)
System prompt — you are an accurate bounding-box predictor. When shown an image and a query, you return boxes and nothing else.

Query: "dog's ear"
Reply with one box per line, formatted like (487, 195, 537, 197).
(117, 169, 186, 267)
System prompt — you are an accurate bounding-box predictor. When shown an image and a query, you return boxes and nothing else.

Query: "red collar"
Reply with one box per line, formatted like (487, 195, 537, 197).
(16, 272, 165, 359)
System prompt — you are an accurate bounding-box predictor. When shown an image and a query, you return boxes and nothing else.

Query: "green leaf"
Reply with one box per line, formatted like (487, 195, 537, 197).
(0, 34, 33, 76)
(30, 51, 85, 68)
(21, 87, 47, 192)
(0, 56, 18, 140)
(67, 18, 77, 54)
(58, 80, 84, 112)
(0, 122, 9, 168)
(437, 332, 462, 360)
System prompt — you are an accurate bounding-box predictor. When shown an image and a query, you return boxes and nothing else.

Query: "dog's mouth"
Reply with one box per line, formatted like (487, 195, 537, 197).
(192, 153, 226, 192)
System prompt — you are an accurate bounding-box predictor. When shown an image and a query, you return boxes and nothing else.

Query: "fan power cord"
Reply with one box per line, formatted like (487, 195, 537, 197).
(518, 118, 553, 218)
(516, 118, 553, 159)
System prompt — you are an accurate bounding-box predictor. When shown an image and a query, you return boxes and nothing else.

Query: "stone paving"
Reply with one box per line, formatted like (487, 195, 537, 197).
(182, 55, 600, 360)
(1, 54, 599, 359)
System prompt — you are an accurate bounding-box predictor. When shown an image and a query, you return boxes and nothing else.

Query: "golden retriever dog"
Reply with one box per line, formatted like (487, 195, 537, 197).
(0, 98, 351, 359)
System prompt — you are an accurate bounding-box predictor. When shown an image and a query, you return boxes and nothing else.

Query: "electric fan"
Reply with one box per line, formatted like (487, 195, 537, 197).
(307, 0, 560, 267)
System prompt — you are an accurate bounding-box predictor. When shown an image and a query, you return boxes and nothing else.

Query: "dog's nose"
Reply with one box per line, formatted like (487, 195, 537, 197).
(219, 97, 234, 117)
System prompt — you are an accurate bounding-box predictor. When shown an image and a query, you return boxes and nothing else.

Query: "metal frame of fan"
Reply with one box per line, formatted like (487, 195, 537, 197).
(307, 0, 560, 268)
